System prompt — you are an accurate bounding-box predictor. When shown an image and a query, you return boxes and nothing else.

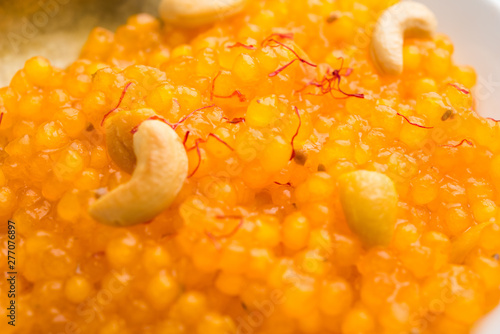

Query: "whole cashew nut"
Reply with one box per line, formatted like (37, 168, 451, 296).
(159, 0, 247, 27)
(89, 120, 188, 226)
(371, 1, 437, 75)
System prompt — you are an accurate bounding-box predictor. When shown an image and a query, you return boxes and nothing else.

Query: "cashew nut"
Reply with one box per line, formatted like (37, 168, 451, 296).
(89, 120, 188, 226)
(159, 0, 247, 27)
(371, 1, 437, 75)
(338, 170, 398, 247)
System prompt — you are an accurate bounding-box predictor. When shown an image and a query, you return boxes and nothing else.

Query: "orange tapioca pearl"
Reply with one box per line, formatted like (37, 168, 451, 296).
(379, 302, 411, 332)
(196, 312, 236, 334)
(424, 48, 451, 79)
(301, 202, 332, 228)
(54, 107, 88, 138)
(154, 320, 186, 334)
(53, 148, 85, 182)
(82, 90, 108, 127)
(10, 70, 33, 95)
(341, 306, 376, 334)
(215, 271, 246, 296)
(0, 169, 5, 187)
(242, 161, 271, 189)
(105, 232, 142, 268)
(57, 191, 82, 222)
(64, 275, 93, 303)
(74, 168, 101, 191)
(90, 145, 109, 169)
(191, 239, 221, 273)
(174, 85, 202, 116)
(255, 46, 279, 73)
(233, 53, 262, 85)
(415, 92, 449, 125)
(281, 280, 318, 318)
(400, 245, 433, 279)
(259, 135, 292, 173)
(146, 270, 181, 310)
(195, 48, 220, 77)
(478, 223, 500, 252)
(205, 128, 234, 159)
(452, 65, 477, 88)
(246, 248, 275, 279)
(254, 215, 281, 248)
(329, 233, 362, 268)
(65, 73, 92, 99)
(467, 253, 500, 291)
(0, 187, 15, 218)
(219, 241, 249, 274)
(370, 105, 403, 136)
(391, 222, 420, 251)
(0, 86, 19, 114)
(127, 13, 160, 33)
(471, 198, 498, 223)
(282, 212, 310, 251)
(297, 310, 322, 333)
(5, 134, 33, 157)
(410, 172, 439, 205)
(245, 95, 280, 128)
(18, 92, 43, 122)
(325, 15, 356, 42)
(402, 44, 422, 72)
(146, 83, 175, 115)
(360, 272, 397, 309)
(174, 291, 208, 325)
(198, 177, 237, 207)
(411, 77, 438, 98)
(24, 56, 53, 87)
(319, 277, 353, 316)
(81, 27, 115, 61)
(35, 121, 69, 149)
(445, 82, 473, 112)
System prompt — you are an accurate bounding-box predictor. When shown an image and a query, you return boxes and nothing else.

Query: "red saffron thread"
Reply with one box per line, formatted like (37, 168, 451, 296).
(222, 117, 246, 124)
(299, 59, 363, 99)
(187, 140, 202, 178)
(174, 104, 216, 129)
(182, 130, 190, 147)
(160, 232, 178, 241)
(210, 71, 222, 101)
(290, 106, 302, 160)
(442, 139, 474, 148)
(207, 133, 234, 151)
(261, 32, 294, 46)
(487, 117, 500, 123)
(211, 215, 245, 239)
(0, 112, 4, 127)
(274, 181, 292, 186)
(396, 113, 434, 129)
(186, 133, 234, 178)
(101, 82, 133, 126)
(205, 231, 221, 250)
(205, 215, 245, 250)
(449, 83, 470, 95)
(268, 40, 316, 67)
(269, 59, 299, 77)
(211, 72, 247, 102)
(228, 42, 256, 50)
(215, 90, 247, 102)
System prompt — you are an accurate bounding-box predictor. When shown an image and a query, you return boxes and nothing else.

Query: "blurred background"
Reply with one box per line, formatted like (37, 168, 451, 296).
(0, 0, 158, 86)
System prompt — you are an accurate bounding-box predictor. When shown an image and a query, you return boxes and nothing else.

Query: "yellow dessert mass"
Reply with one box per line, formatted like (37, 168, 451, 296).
(1, 0, 500, 333)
